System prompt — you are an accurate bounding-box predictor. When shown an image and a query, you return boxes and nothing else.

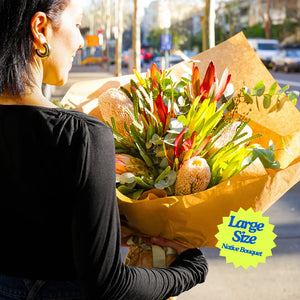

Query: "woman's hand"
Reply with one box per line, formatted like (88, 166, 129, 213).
(149, 236, 188, 255)
(121, 233, 189, 255)
(121, 232, 131, 247)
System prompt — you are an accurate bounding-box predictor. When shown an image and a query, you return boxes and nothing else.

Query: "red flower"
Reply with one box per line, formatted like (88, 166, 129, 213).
(147, 63, 162, 89)
(191, 62, 231, 102)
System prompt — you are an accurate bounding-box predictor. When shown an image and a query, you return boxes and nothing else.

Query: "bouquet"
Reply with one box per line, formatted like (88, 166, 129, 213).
(62, 32, 300, 269)
(103, 61, 287, 200)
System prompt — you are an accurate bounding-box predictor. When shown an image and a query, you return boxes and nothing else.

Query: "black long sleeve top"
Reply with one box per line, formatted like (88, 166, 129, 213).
(0, 105, 208, 299)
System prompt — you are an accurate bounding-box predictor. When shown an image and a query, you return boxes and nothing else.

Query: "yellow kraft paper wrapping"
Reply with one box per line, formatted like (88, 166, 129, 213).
(62, 32, 300, 269)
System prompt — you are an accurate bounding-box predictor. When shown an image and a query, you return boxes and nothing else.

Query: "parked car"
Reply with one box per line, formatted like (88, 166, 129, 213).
(272, 48, 300, 72)
(247, 38, 280, 68)
(122, 50, 145, 68)
(153, 54, 183, 68)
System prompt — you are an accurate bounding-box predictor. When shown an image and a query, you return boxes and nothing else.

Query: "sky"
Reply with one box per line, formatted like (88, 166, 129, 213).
(83, 0, 153, 17)
(83, 0, 152, 10)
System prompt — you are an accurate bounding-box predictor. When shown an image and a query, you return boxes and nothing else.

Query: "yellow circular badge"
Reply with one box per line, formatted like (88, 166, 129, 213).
(215, 207, 277, 269)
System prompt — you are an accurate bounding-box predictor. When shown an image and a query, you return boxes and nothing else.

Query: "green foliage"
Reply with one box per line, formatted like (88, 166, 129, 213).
(243, 24, 265, 39)
(240, 80, 298, 111)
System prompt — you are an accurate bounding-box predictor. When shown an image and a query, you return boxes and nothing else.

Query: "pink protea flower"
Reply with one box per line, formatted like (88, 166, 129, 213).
(116, 154, 149, 177)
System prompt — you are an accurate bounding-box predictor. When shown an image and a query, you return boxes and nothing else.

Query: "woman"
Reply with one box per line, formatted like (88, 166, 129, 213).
(0, 0, 208, 299)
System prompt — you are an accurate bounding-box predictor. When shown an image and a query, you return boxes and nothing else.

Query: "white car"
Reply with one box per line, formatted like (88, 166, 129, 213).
(272, 48, 300, 72)
(247, 38, 280, 68)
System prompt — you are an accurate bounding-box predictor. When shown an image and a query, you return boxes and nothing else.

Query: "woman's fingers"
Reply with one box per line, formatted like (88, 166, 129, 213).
(150, 237, 188, 255)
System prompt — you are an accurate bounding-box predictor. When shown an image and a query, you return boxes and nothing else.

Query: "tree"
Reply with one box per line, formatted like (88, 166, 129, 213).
(257, 0, 272, 39)
(132, 0, 141, 72)
(202, 0, 215, 51)
(115, 0, 124, 76)
(105, 0, 111, 70)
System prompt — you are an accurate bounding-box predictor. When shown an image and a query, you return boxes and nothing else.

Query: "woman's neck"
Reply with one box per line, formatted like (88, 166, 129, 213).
(0, 86, 57, 108)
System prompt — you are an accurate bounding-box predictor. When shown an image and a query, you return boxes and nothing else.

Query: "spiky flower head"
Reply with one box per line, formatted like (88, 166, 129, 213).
(175, 156, 211, 195)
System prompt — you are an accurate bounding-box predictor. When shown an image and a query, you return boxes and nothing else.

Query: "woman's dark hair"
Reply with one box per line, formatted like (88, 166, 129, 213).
(0, 0, 70, 96)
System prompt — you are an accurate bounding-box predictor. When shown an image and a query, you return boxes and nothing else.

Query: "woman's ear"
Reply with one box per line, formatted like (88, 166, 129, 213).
(31, 12, 49, 48)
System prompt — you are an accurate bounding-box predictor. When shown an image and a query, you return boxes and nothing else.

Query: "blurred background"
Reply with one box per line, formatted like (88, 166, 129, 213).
(47, 0, 300, 112)
(76, 0, 300, 74)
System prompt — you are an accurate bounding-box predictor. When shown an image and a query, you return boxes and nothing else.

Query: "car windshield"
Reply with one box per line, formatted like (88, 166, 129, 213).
(258, 43, 278, 50)
(286, 49, 300, 57)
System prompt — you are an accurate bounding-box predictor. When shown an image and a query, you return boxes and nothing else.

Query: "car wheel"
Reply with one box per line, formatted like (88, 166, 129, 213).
(272, 63, 277, 72)
(283, 64, 289, 73)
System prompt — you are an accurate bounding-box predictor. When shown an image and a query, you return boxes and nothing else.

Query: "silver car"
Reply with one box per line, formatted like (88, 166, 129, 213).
(272, 48, 300, 72)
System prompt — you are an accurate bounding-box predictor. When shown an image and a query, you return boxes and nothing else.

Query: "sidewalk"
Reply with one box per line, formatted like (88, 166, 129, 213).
(58, 65, 300, 300)
(51, 64, 115, 100)
(178, 181, 300, 300)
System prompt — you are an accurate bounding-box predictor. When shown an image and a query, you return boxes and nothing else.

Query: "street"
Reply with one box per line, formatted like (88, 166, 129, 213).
(270, 71, 300, 111)
(54, 63, 300, 300)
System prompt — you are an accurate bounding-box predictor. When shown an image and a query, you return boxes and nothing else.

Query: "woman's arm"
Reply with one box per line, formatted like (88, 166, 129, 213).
(72, 117, 208, 300)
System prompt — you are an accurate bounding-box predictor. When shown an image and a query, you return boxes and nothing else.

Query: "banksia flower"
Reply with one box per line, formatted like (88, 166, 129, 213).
(116, 154, 151, 177)
(98, 88, 134, 141)
(175, 157, 211, 195)
(207, 121, 252, 157)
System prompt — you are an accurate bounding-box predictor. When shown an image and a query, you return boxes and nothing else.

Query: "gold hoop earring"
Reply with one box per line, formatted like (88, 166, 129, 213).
(36, 43, 51, 58)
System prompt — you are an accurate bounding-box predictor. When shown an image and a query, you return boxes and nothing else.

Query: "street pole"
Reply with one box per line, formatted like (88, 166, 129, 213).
(164, 27, 169, 69)
(209, 0, 215, 48)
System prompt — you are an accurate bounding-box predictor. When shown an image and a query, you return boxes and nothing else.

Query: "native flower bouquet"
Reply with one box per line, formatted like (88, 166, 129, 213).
(100, 62, 288, 200)
(62, 32, 300, 269)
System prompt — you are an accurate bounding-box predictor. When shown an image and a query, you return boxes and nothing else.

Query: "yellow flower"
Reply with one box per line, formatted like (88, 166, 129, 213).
(175, 156, 211, 195)
(207, 121, 252, 157)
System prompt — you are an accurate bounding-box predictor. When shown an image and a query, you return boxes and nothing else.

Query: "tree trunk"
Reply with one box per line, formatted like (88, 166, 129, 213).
(202, 0, 209, 51)
(202, 0, 215, 51)
(105, 0, 111, 71)
(258, 0, 272, 39)
(133, 0, 141, 72)
(115, 0, 124, 76)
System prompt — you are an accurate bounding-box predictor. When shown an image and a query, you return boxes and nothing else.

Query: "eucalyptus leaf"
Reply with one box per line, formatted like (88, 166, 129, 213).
(269, 140, 275, 151)
(288, 90, 299, 102)
(252, 81, 265, 96)
(278, 84, 289, 94)
(263, 94, 272, 109)
(243, 90, 253, 104)
(119, 172, 135, 184)
(251, 148, 280, 169)
(268, 82, 278, 96)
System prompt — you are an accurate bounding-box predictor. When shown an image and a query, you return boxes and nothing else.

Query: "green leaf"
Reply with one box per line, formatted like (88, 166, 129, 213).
(278, 84, 289, 94)
(263, 94, 272, 109)
(177, 115, 187, 126)
(268, 82, 278, 96)
(134, 176, 154, 189)
(243, 90, 253, 104)
(176, 80, 188, 90)
(251, 147, 280, 169)
(155, 166, 171, 184)
(132, 189, 145, 200)
(117, 185, 136, 195)
(269, 140, 276, 151)
(120, 86, 134, 103)
(252, 81, 265, 97)
(288, 90, 299, 104)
